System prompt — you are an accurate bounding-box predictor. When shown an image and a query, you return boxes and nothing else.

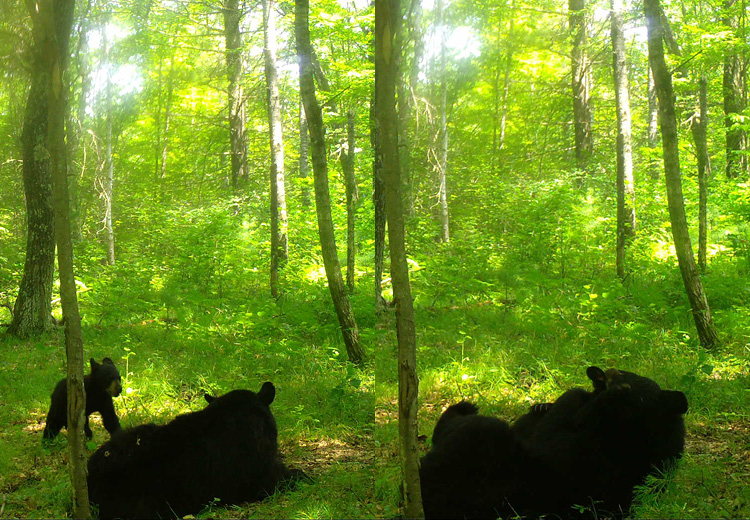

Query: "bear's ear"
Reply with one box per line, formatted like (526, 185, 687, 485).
(90, 358, 99, 371)
(102, 357, 115, 366)
(586, 366, 606, 385)
(660, 390, 688, 414)
(204, 393, 215, 404)
(258, 382, 276, 406)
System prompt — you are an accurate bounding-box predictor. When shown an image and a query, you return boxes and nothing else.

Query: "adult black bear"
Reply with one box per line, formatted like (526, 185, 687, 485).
(519, 367, 688, 519)
(510, 366, 607, 441)
(87, 382, 304, 519)
(43, 357, 122, 440)
(420, 401, 533, 519)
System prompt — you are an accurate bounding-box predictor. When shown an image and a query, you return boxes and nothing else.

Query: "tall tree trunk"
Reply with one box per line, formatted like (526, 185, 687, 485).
(223, 0, 248, 190)
(371, 93, 388, 311)
(645, 0, 720, 349)
(611, 0, 636, 279)
(341, 109, 357, 293)
(569, 0, 593, 169)
(68, 0, 92, 243)
(295, 0, 365, 365)
(436, 0, 449, 243)
(647, 67, 660, 179)
(102, 8, 115, 265)
(498, 0, 515, 154)
(299, 101, 311, 207)
(722, 0, 747, 178)
(7, 3, 59, 339)
(691, 74, 710, 273)
(403, 0, 423, 215)
(375, 0, 423, 517)
(263, 0, 288, 298)
(37, 0, 89, 516)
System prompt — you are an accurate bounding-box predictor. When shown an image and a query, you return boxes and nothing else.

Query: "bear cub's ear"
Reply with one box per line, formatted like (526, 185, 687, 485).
(102, 357, 115, 365)
(586, 366, 607, 392)
(204, 393, 215, 404)
(258, 382, 276, 406)
(90, 358, 100, 371)
(660, 390, 688, 414)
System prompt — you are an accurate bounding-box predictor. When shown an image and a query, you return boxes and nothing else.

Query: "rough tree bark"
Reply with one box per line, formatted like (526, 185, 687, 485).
(37, 0, 89, 516)
(691, 75, 710, 273)
(223, 0, 248, 190)
(645, 0, 720, 349)
(299, 102, 311, 207)
(611, 0, 636, 279)
(7, 0, 66, 339)
(295, 0, 365, 365)
(569, 0, 593, 169)
(263, 0, 288, 298)
(371, 93, 388, 311)
(375, 0, 423, 516)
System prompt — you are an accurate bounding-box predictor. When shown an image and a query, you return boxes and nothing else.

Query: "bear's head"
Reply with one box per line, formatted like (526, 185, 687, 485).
(204, 381, 276, 407)
(587, 366, 688, 415)
(90, 357, 123, 398)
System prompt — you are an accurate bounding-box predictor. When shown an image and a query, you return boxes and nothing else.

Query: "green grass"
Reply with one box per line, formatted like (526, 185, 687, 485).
(2, 176, 750, 519)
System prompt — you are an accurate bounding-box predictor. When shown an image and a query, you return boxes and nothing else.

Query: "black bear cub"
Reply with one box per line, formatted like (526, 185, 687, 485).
(419, 401, 533, 520)
(87, 381, 305, 520)
(43, 357, 122, 440)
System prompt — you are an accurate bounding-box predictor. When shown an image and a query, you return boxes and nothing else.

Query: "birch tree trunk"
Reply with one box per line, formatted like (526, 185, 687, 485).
(299, 102, 311, 207)
(645, 0, 720, 349)
(375, 0, 423, 516)
(263, 0, 288, 298)
(295, 0, 365, 365)
(611, 0, 635, 279)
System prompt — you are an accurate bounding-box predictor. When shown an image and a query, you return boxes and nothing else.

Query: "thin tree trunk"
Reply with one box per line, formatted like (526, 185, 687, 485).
(645, 0, 720, 349)
(295, 0, 365, 365)
(223, 0, 248, 190)
(498, 0, 515, 153)
(611, 0, 635, 279)
(263, 0, 288, 298)
(436, 0, 449, 243)
(371, 93, 388, 311)
(299, 102, 311, 207)
(691, 74, 710, 272)
(38, 0, 89, 516)
(102, 9, 115, 265)
(647, 67, 660, 179)
(375, 0, 423, 517)
(403, 0, 422, 215)
(341, 109, 357, 293)
(570, 0, 593, 169)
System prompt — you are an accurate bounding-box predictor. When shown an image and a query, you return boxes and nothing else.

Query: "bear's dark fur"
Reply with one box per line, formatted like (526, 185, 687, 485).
(87, 382, 303, 519)
(43, 357, 122, 440)
(419, 401, 533, 519)
(510, 366, 607, 441)
(420, 368, 687, 519)
(517, 367, 688, 518)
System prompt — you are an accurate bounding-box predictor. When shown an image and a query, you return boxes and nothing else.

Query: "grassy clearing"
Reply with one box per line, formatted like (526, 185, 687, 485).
(2, 174, 750, 518)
